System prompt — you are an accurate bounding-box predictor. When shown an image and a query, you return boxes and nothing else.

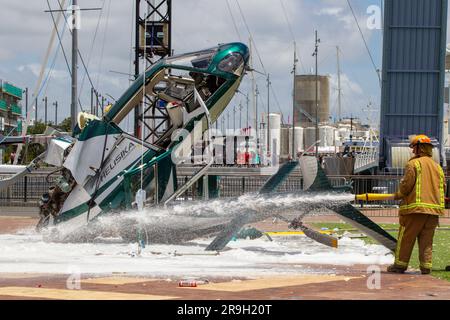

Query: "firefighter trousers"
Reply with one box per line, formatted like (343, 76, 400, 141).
(395, 213, 439, 271)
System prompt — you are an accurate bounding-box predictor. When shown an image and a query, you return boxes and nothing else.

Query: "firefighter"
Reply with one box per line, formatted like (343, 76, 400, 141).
(387, 135, 445, 274)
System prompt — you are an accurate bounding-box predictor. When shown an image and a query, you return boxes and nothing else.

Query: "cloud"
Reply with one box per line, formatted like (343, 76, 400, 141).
(18, 64, 69, 80)
(0, 48, 12, 61)
(316, 7, 344, 16)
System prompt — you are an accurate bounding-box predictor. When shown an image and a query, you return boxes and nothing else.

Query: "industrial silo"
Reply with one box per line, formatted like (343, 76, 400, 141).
(319, 125, 336, 147)
(265, 113, 281, 157)
(280, 127, 291, 160)
(290, 127, 304, 154)
(281, 126, 304, 159)
(294, 75, 330, 128)
(304, 127, 316, 150)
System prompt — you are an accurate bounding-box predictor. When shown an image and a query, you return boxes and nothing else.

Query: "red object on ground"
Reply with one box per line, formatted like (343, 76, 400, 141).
(178, 280, 197, 287)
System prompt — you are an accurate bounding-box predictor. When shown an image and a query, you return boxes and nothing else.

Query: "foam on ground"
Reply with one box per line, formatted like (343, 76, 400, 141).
(0, 230, 393, 277)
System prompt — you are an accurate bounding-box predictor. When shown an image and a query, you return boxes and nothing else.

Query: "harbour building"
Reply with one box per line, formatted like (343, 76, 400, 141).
(0, 79, 23, 136)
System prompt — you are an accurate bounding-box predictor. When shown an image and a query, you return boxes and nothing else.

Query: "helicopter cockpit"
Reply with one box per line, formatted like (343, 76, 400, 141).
(105, 43, 247, 148)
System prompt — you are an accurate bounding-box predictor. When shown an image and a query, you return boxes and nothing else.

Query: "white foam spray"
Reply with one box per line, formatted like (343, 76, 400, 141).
(45, 192, 354, 242)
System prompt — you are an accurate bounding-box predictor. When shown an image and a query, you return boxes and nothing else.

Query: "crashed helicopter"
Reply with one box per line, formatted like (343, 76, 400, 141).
(2, 42, 251, 230)
(0, 42, 397, 253)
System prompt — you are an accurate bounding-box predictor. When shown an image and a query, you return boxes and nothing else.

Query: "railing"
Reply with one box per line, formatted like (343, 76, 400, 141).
(354, 148, 379, 173)
(0, 99, 7, 111)
(0, 172, 57, 207)
(0, 100, 22, 115)
(10, 104, 21, 115)
(1, 171, 449, 218)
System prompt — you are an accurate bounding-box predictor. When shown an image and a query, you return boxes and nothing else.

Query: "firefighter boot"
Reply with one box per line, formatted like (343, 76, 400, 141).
(387, 264, 407, 274)
(420, 267, 431, 275)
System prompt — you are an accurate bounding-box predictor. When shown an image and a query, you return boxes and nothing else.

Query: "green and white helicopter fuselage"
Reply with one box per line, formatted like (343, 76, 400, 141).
(36, 42, 250, 234)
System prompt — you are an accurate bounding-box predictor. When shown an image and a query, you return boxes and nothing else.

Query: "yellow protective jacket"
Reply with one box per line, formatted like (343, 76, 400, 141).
(395, 155, 446, 216)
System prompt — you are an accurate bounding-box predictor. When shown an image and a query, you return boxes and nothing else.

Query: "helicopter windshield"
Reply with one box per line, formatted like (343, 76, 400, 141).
(165, 48, 218, 70)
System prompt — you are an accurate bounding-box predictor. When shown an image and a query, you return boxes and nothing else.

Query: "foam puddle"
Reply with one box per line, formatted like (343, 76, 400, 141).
(0, 229, 393, 277)
(0, 192, 393, 277)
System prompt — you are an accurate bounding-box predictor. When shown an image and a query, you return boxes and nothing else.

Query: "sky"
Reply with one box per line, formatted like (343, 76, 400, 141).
(0, 0, 449, 130)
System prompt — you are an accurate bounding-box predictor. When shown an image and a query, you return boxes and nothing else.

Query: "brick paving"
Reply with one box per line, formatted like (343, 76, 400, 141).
(0, 268, 449, 300)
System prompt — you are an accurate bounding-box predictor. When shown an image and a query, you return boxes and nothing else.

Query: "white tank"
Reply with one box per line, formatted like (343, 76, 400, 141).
(304, 127, 317, 150)
(290, 126, 304, 154)
(319, 125, 335, 147)
(334, 130, 341, 147)
(280, 127, 291, 157)
(391, 146, 440, 168)
(337, 127, 350, 140)
(266, 113, 281, 156)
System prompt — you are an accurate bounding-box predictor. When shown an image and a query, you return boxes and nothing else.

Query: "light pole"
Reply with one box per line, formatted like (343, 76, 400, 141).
(101, 96, 106, 116)
(255, 85, 260, 163)
(266, 73, 270, 155)
(249, 68, 266, 164)
(291, 42, 298, 159)
(238, 102, 243, 129)
(90, 87, 94, 114)
(23, 88, 28, 118)
(235, 90, 250, 129)
(53, 101, 58, 125)
(42, 96, 48, 125)
(233, 105, 236, 130)
(245, 93, 249, 128)
(71, 0, 78, 131)
(312, 30, 320, 158)
(34, 96, 38, 123)
(95, 90, 99, 116)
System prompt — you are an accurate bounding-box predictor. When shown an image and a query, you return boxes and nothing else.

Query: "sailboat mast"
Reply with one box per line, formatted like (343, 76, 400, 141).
(337, 46, 342, 122)
(249, 37, 259, 163)
(249, 38, 257, 133)
(71, 0, 78, 130)
(292, 42, 297, 159)
(314, 30, 319, 158)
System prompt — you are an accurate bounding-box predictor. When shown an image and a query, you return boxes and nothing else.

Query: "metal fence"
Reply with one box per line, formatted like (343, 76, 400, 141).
(0, 172, 57, 208)
(2, 172, 450, 218)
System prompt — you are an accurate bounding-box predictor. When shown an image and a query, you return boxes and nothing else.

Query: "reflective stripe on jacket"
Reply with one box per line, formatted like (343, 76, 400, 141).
(397, 156, 445, 216)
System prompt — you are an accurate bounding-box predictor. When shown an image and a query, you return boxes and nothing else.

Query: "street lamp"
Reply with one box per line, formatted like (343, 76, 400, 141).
(235, 89, 250, 128)
(22, 88, 28, 117)
(312, 30, 320, 158)
(53, 101, 58, 125)
(42, 97, 48, 125)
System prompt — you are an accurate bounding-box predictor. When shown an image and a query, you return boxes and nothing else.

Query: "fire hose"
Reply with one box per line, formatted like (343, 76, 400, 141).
(355, 193, 450, 203)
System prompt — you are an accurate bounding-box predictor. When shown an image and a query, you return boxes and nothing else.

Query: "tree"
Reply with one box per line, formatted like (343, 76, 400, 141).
(58, 117, 72, 133)
(20, 143, 45, 164)
(2, 145, 14, 164)
(27, 120, 47, 135)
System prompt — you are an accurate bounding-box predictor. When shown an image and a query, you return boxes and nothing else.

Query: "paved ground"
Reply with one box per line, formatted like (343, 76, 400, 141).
(1, 210, 450, 300)
(0, 268, 449, 300)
